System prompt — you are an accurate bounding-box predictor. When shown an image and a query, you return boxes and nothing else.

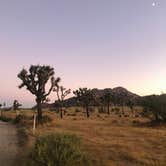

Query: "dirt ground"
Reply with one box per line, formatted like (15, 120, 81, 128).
(0, 121, 18, 166)
(3, 108, 166, 166)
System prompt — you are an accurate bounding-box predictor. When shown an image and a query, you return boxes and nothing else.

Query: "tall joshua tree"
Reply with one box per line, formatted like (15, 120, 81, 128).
(73, 88, 94, 118)
(18, 65, 60, 121)
(54, 85, 71, 118)
(100, 92, 112, 115)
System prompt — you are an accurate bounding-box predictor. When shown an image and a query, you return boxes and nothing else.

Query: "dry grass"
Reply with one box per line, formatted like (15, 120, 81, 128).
(2, 107, 166, 166)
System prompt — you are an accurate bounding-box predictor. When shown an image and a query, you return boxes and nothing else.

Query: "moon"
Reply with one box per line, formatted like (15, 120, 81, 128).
(152, 2, 156, 6)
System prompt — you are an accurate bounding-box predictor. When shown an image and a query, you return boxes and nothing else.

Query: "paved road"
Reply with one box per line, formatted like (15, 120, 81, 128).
(0, 121, 18, 166)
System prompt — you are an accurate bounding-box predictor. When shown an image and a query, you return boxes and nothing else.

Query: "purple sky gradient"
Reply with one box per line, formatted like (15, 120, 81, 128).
(0, 0, 166, 107)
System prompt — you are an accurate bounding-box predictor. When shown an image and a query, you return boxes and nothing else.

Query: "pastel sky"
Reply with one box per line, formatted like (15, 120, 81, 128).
(0, 0, 166, 107)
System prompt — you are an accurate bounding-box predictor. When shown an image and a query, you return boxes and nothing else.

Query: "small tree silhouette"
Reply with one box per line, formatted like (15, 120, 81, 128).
(126, 99, 135, 116)
(13, 100, 22, 111)
(54, 85, 71, 118)
(100, 92, 113, 115)
(13, 100, 22, 116)
(18, 65, 60, 121)
(73, 88, 94, 118)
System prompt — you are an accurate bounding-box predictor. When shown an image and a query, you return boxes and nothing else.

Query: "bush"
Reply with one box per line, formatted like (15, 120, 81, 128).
(98, 107, 106, 113)
(13, 114, 24, 124)
(67, 113, 77, 116)
(142, 95, 166, 122)
(26, 133, 91, 166)
(89, 107, 95, 113)
(38, 115, 52, 124)
(17, 127, 28, 147)
(0, 116, 12, 122)
(114, 107, 120, 114)
(75, 108, 81, 113)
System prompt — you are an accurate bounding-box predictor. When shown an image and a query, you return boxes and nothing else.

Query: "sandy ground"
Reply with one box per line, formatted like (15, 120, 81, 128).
(0, 121, 18, 166)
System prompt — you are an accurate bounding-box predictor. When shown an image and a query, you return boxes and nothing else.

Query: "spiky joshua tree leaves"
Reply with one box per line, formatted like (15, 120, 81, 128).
(54, 85, 71, 119)
(73, 88, 94, 118)
(18, 65, 60, 121)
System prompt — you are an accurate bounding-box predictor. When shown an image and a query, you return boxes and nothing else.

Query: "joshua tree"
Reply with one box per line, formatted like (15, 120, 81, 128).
(100, 92, 112, 115)
(115, 93, 127, 115)
(73, 88, 94, 118)
(13, 100, 22, 116)
(54, 85, 71, 118)
(13, 100, 22, 110)
(18, 65, 60, 121)
(126, 99, 135, 116)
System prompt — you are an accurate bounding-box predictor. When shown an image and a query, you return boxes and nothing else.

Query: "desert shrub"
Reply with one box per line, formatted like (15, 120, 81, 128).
(67, 113, 77, 116)
(49, 107, 59, 112)
(89, 107, 95, 113)
(17, 127, 28, 147)
(114, 107, 120, 114)
(132, 120, 140, 125)
(75, 108, 81, 113)
(26, 133, 91, 166)
(142, 95, 166, 122)
(98, 107, 106, 113)
(13, 114, 24, 124)
(97, 114, 101, 118)
(38, 115, 52, 124)
(135, 114, 139, 118)
(111, 108, 115, 112)
(0, 116, 12, 122)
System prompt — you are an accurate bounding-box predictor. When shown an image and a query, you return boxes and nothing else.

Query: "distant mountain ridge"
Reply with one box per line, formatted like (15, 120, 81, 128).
(33, 87, 140, 109)
(92, 87, 140, 99)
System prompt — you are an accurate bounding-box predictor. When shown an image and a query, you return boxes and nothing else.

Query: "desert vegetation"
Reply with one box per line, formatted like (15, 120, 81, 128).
(142, 94, 166, 122)
(73, 88, 95, 118)
(53, 84, 71, 119)
(0, 64, 166, 166)
(18, 65, 60, 121)
(26, 133, 91, 166)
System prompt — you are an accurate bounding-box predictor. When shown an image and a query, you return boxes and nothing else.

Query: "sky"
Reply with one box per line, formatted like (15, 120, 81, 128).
(0, 0, 166, 107)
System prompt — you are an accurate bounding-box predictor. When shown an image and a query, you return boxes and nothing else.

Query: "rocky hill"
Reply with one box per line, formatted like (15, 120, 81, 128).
(33, 87, 140, 109)
(92, 87, 139, 99)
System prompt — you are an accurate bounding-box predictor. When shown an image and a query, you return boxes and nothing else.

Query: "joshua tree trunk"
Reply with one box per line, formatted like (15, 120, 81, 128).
(33, 113, 37, 133)
(16, 110, 20, 117)
(60, 107, 63, 119)
(107, 104, 110, 115)
(86, 106, 90, 118)
(36, 98, 42, 121)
